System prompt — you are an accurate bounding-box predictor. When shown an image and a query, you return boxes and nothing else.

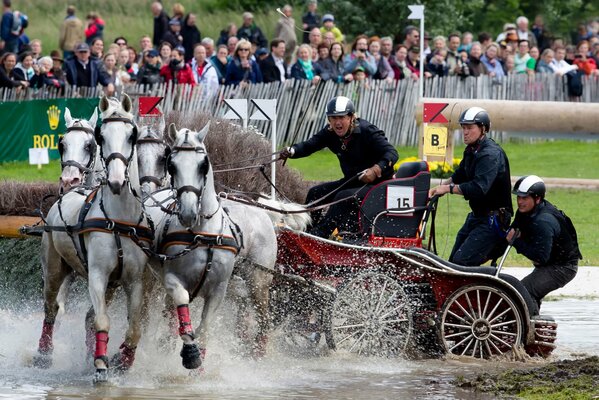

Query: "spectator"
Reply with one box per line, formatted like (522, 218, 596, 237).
(1, 0, 26, 53)
(84, 12, 104, 45)
(137, 48, 162, 86)
(318, 41, 350, 82)
(114, 36, 127, 48)
(274, 5, 297, 64)
(504, 54, 516, 74)
(290, 43, 321, 84)
(308, 27, 322, 60)
(171, 3, 185, 23)
(426, 35, 446, 63)
(160, 46, 194, 85)
(516, 16, 537, 48)
(137, 35, 153, 64)
(406, 46, 421, 77)
(89, 38, 103, 63)
(50, 50, 66, 83)
(389, 44, 412, 80)
(446, 33, 461, 75)
(527, 46, 539, 74)
(117, 47, 133, 79)
(102, 52, 130, 93)
(467, 42, 488, 77)
(426, 48, 448, 78)
(125, 46, 138, 79)
(226, 36, 238, 56)
(496, 23, 517, 43)
(532, 15, 550, 51)
(237, 12, 267, 49)
(217, 23, 237, 46)
(301, 0, 319, 44)
(564, 45, 576, 64)
(210, 44, 229, 84)
(315, 42, 329, 63)
(64, 42, 114, 93)
(458, 31, 473, 53)
(181, 13, 201, 62)
(369, 38, 393, 81)
(536, 48, 555, 73)
(255, 47, 269, 62)
(573, 40, 597, 76)
(402, 26, 419, 49)
(225, 39, 262, 86)
(320, 14, 343, 44)
(200, 37, 214, 58)
(36, 56, 65, 90)
(322, 31, 335, 48)
(0, 51, 26, 87)
(380, 36, 394, 59)
(481, 43, 505, 78)
(151, 1, 169, 48)
(514, 39, 531, 73)
(29, 38, 41, 62)
(352, 65, 367, 83)
(159, 41, 172, 65)
(12, 51, 40, 87)
(478, 32, 493, 50)
(189, 44, 218, 93)
(259, 38, 288, 83)
(344, 34, 376, 77)
(59, 5, 84, 61)
(163, 18, 183, 49)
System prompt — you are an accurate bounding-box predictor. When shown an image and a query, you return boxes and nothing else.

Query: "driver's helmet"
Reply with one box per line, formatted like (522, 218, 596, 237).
(326, 96, 355, 117)
(512, 175, 546, 198)
(458, 107, 491, 133)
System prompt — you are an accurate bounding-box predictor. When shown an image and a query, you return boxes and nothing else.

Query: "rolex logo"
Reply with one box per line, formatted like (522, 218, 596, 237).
(47, 105, 61, 130)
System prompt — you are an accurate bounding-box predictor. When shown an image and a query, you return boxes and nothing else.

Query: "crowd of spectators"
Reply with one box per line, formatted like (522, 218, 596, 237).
(1, 0, 598, 95)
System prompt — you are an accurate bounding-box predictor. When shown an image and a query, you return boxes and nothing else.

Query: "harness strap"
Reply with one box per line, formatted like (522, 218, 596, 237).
(77, 189, 100, 269)
(189, 246, 214, 302)
(159, 230, 239, 254)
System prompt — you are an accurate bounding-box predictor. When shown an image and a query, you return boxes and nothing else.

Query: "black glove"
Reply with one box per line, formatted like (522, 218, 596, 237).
(279, 146, 294, 162)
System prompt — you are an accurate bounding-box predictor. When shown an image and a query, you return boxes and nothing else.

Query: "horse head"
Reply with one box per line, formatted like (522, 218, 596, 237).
(59, 107, 99, 192)
(136, 112, 168, 196)
(97, 94, 138, 194)
(167, 122, 212, 228)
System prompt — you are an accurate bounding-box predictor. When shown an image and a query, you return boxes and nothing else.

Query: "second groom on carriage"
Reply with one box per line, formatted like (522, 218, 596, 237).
(280, 96, 399, 238)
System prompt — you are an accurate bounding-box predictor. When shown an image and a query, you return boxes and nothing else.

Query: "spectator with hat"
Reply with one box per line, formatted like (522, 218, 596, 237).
(237, 11, 267, 49)
(64, 42, 114, 94)
(162, 18, 183, 49)
(59, 5, 84, 61)
(137, 48, 162, 86)
(320, 14, 343, 44)
(274, 5, 297, 64)
(160, 45, 194, 85)
(49, 49, 66, 83)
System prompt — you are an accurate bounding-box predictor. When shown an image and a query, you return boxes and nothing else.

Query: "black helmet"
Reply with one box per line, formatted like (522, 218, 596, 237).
(459, 107, 491, 133)
(326, 96, 355, 117)
(513, 175, 546, 198)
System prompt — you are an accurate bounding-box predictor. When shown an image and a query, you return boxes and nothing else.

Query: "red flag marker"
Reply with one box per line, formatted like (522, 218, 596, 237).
(423, 103, 449, 123)
(139, 97, 163, 116)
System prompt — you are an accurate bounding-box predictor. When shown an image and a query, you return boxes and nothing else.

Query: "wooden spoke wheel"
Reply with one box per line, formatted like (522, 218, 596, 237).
(441, 285, 523, 358)
(331, 271, 412, 356)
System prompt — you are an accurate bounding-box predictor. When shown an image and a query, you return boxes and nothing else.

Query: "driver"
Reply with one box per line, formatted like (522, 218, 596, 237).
(280, 96, 398, 238)
(508, 175, 582, 309)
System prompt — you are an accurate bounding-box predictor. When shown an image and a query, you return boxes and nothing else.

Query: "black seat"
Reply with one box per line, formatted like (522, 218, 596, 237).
(359, 161, 431, 239)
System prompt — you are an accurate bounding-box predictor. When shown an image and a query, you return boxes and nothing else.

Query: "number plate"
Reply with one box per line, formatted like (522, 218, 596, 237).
(386, 186, 414, 216)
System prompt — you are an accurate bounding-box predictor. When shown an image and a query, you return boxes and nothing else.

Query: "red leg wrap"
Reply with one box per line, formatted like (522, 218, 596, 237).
(95, 331, 109, 358)
(119, 343, 137, 369)
(38, 320, 54, 354)
(177, 305, 194, 337)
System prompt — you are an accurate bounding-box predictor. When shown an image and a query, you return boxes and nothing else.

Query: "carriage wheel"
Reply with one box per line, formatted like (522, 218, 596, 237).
(331, 271, 412, 356)
(441, 284, 523, 359)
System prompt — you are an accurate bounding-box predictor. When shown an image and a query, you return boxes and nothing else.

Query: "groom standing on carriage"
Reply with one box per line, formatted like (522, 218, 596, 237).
(279, 95, 399, 238)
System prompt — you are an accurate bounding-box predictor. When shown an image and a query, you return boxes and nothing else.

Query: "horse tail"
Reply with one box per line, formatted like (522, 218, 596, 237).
(257, 197, 311, 232)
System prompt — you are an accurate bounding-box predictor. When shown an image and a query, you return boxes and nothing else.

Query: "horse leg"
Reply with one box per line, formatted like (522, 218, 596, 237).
(195, 281, 230, 366)
(34, 236, 71, 368)
(158, 295, 178, 353)
(246, 266, 274, 358)
(85, 285, 118, 361)
(87, 266, 111, 383)
(110, 278, 144, 373)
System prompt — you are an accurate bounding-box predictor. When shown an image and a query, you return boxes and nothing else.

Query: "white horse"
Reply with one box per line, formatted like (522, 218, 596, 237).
(136, 114, 170, 197)
(150, 123, 278, 370)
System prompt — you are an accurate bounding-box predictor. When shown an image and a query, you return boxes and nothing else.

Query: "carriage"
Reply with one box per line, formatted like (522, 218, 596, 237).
(269, 161, 558, 360)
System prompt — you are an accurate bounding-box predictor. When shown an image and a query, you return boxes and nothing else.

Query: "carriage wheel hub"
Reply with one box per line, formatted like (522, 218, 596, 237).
(471, 318, 491, 340)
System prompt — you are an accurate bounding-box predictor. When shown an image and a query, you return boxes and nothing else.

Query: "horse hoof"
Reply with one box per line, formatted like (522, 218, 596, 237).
(32, 354, 53, 369)
(180, 343, 202, 370)
(93, 368, 109, 384)
(110, 344, 136, 373)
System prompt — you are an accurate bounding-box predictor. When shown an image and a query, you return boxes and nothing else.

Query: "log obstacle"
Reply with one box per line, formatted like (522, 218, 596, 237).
(0, 216, 42, 238)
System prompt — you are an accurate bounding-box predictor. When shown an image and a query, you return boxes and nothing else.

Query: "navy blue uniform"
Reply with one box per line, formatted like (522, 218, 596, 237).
(290, 118, 398, 237)
(450, 136, 513, 266)
(512, 200, 582, 308)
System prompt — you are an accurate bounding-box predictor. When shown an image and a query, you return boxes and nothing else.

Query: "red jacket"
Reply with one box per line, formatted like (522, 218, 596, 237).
(159, 63, 195, 85)
(573, 57, 597, 76)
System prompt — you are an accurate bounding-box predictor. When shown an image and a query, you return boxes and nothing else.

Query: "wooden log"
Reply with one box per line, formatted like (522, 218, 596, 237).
(0, 216, 42, 238)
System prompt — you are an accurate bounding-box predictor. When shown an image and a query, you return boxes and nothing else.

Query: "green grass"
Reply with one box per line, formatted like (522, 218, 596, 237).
(0, 160, 61, 182)
(18, 0, 283, 53)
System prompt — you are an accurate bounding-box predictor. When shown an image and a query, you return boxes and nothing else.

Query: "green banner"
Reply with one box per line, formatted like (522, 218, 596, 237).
(0, 98, 99, 162)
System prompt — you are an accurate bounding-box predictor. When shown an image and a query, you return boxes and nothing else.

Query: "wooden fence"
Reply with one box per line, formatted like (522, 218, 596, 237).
(1, 74, 597, 147)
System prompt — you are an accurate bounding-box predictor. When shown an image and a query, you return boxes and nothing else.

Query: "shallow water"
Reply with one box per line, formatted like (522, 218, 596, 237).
(0, 297, 596, 400)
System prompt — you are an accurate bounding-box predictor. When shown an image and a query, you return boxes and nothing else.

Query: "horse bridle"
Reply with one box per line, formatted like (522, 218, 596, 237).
(137, 136, 168, 188)
(59, 125, 97, 174)
(95, 117, 139, 169)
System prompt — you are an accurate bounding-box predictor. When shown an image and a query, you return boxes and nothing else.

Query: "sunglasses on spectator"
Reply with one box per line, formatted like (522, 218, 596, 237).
(239, 49, 250, 52)
(117, 41, 126, 45)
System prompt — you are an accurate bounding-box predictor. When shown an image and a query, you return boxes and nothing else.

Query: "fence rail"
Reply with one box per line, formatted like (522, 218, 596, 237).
(1, 74, 597, 146)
